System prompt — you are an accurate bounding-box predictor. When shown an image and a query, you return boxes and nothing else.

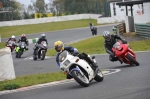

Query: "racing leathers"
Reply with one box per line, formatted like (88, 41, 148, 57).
(33, 37, 48, 55)
(6, 38, 17, 47)
(18, 37, 29, 50)
(104, 34, 127, 62)
(56, 46, 98, 79)
(90, 24, 97, 33)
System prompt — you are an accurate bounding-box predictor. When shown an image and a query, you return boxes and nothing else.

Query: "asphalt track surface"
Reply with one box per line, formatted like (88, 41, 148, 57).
(0, 51, 150, 99)
(2, 24, 115, 76)
(1, 24, 150, 99)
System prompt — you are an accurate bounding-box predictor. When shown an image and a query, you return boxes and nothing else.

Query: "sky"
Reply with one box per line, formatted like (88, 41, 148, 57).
(16, 0, 51, 6)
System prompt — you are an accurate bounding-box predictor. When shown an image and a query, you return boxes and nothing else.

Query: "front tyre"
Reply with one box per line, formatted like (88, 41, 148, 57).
(94, 69, 104, 82)
(71, 70, 89, 87)
(41, 50, 46, 60)
(126, 54, 139, 66)
(18, 50, 22, 58)
(33, 55, 37, 60)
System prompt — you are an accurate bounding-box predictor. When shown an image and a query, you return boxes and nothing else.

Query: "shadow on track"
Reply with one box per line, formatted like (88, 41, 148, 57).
(104, 64, 137, 69)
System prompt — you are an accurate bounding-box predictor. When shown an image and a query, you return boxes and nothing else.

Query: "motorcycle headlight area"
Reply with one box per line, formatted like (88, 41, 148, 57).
(63, 59, 70, 66)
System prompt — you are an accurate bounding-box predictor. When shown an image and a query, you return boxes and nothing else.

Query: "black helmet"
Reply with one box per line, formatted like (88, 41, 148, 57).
(103, 31, 111, 41)
(89, 23, 92, 26)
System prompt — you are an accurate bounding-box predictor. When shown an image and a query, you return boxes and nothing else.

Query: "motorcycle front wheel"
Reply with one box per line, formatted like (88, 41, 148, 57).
(71, 70, 89, 87)
(94, 69, 104, 82)
(126, 54, 139, 66)
(33, 55, 37, 60)
(41, 50, 46, 60)
(18, 50, 23, 58)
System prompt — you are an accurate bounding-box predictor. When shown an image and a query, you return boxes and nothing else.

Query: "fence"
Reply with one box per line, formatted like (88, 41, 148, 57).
(114, 23, 126, 34)
(134, 24, 150, 38)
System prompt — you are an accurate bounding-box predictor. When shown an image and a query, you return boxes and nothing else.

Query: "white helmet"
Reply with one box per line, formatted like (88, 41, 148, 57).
(103, 31, 111, 41)
(11, 35, 15, 39)
(41, 34, 46, 39)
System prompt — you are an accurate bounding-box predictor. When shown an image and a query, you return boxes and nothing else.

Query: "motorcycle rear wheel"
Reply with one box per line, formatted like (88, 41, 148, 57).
(126, 54, 139, 66)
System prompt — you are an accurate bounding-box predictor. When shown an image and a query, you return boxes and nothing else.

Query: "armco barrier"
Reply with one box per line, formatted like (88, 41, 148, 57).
(0, 47, 16, 81)
(134, 24, 150, 38)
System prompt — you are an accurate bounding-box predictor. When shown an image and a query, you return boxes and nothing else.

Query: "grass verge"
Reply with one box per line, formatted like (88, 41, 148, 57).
(0, 42, 5, 49)
(0, 19, 99, 38)
(0, 72, 66, 91)
(47, 35, 150, 56)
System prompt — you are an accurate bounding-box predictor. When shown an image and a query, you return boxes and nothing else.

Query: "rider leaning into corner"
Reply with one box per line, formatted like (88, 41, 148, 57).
(103, 31, 128, 64)
(18, 34, 29, 50)
(54, 41, 98, 79)
(6, 35, 17, 45)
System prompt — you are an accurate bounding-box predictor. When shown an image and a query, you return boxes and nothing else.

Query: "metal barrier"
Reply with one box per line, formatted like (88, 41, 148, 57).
(134, 24, 150, 38)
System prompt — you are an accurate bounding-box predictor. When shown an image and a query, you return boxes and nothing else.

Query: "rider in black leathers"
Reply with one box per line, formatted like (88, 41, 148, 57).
(18, 34, 29, 50)
(103, 31, 127, 63)
(54, 41, 98, 79)
(33, 34, 48, 55)
(89, 23, 97, 35)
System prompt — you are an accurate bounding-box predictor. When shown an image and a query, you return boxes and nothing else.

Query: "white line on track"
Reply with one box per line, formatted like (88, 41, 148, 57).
(0, 69, 121, 95)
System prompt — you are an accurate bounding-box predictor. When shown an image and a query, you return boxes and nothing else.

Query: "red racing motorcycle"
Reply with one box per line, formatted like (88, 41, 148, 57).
(6, 40, 16, 52)
(112, 41, 139, 66)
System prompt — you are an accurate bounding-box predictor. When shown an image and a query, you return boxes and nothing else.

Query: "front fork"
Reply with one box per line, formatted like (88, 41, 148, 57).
(70, 66, 84, 77)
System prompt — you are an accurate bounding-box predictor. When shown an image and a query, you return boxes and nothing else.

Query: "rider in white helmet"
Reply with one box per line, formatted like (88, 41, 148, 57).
(33, 34, 48, 55)
(103, 31, 127, 63)
(6, 35, 17, 49)
(6, 35, 16, 44)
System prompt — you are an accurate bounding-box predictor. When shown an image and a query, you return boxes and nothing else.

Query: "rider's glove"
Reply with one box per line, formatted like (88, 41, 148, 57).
(122, 40, 127, 44)
(78, 54, 84, 59)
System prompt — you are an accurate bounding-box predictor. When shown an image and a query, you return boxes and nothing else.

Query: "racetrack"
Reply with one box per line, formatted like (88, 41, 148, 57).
(0, 51, 150, 99)
(1, 24, 150, 99)
(2, 24, 115, 76)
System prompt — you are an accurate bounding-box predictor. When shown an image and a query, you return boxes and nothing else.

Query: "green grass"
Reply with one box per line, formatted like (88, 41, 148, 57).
(0, 72, 66, 91)
(0, 19, 99, 38)
(0, 42, 5, 49)
(47, 35, 150, 56)
(147, 22, 150, 24)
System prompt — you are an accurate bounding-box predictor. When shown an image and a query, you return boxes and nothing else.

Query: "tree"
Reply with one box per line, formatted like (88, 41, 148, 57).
(51, 0, 110, 16)
(0, 0, 22, 21)
(32, 0, 47, 13)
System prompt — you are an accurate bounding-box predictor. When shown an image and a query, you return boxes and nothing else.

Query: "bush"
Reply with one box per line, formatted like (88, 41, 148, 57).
(4, 84, 20, 90)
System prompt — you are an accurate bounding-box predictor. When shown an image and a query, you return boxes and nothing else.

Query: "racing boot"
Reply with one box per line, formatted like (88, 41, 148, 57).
(91, 62, 98, 72)
(118, 59, 123, 64)
(66, 73, 73, 79)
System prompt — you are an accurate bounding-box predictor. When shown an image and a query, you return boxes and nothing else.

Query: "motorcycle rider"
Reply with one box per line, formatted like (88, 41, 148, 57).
(33, 34, 48, 55)
(6, 35, 17, 47)
(18, 34, 29, 50)
(89, 23, 97, 35)
(103, 31, 127, 63)
(54, 41, 98, 79)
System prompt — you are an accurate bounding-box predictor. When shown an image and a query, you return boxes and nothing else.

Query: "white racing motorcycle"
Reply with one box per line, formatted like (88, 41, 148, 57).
(59, 50, 104, 87)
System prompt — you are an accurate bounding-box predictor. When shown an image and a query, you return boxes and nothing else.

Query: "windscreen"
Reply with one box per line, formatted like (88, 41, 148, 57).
(59, 50, 67, 62)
